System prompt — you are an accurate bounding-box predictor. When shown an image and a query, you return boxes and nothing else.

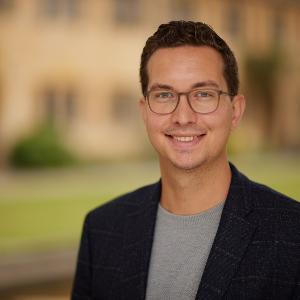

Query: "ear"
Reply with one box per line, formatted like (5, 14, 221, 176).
(231, 94, 246, 130)
(138, 97, 147, 123)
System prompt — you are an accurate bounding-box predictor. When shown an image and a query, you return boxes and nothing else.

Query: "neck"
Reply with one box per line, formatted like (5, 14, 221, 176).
(160, 158, 231, 215)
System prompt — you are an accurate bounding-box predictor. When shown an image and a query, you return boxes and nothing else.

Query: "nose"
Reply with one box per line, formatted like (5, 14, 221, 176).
(170, 94, 197, 125)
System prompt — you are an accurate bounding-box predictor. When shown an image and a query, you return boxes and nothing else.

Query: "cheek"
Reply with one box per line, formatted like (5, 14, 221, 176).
(145, 118, 167, 154)
(205, 109, 233, 136)
(145, 116, 165, 139)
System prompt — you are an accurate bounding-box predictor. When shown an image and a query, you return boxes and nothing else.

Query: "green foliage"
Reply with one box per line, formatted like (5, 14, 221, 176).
(9, 126, 75, 168)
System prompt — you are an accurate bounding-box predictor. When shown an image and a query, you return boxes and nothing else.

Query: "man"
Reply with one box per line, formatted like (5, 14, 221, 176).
(72, 21, 300, 299)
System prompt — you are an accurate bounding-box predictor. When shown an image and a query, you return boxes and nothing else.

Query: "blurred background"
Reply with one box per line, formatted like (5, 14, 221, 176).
(0, 0, 299, 299)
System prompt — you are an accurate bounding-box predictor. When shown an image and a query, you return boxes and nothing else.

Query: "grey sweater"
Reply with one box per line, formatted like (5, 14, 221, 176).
(145, 201, 224, 300)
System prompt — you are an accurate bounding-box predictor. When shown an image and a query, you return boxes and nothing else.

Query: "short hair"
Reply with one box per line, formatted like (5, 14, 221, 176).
(139, 20, 239, 97)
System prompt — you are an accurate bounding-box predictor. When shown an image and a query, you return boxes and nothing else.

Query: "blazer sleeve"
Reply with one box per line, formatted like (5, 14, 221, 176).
(292, 269, 300, 299)
(71, 214, 92, 299)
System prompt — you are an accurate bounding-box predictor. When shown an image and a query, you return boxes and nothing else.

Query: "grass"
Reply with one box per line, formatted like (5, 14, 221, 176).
(0, 154, 299, 255)
(0, 196, 109, 253)
(0, 161, 160, 255)
(231, 153, 300, 199)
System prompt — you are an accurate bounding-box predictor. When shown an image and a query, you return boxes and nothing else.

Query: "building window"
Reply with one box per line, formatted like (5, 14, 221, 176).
(39, 0, 79, 20)
(114, 0, 139, 24)
(226, 4, 241, 38)
(40, 0, 60, 18)
(41, 86, 77, 126)
(170, 0, 193, 20)
(43, 88, 57, 124)
(272, 14, 284, 44)
(0, 0, 14, 13)
(111, 90, 136, 123)
(65, 89, 76, 121)
(65, 0, 79, 18)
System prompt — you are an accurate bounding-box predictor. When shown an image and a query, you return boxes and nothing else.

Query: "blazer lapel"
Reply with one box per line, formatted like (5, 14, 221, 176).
(196, 164, 257, 300)
(121, 182, 161, 300)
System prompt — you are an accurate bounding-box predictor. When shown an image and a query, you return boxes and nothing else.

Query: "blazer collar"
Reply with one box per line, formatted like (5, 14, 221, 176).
(121, 181, 161, 300)
(121, 163, 257, 300)
(195, 163, 257, 299)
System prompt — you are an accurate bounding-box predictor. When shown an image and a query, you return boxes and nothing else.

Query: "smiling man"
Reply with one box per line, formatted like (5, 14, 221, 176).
(72, 21, 300, 300)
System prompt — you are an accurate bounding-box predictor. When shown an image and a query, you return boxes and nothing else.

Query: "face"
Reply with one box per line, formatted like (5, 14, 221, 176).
(139, 46, 245, 171)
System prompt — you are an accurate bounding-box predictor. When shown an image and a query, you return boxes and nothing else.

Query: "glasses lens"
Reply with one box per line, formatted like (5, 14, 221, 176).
(189, 89, 219, 113)
(148, 90, 177, 114)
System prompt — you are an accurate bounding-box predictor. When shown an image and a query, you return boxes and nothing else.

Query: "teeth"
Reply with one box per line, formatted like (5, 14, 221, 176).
(173, 136, 195, 142)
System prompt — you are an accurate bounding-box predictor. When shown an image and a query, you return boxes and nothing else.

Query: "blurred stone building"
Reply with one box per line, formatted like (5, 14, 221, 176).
(0, 0, 299, 165)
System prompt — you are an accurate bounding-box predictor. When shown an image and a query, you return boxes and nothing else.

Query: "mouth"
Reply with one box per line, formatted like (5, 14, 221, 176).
(165, 133, 206, 145)
(173, 136, 197, 142)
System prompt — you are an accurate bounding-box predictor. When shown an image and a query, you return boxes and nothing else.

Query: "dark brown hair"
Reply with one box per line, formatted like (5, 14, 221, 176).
(140, 20, 239, 96)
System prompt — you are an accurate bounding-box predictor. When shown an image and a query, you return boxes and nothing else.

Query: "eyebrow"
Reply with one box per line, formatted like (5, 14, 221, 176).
(191, 81, 220, 89)
(149, 80, 220, 91)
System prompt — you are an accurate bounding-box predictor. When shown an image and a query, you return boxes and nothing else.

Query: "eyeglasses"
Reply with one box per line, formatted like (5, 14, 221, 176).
(145, 88, 233, 115)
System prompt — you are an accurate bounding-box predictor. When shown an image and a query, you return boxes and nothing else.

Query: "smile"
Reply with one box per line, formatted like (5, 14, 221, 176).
(166, 133, 206, 147)
(173, 136, 196, 142)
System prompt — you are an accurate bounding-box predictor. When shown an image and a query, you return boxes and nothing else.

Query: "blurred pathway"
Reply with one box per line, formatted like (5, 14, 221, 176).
(0, 248, 76, 292)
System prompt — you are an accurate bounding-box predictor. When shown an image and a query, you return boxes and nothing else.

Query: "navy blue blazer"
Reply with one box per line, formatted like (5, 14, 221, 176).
(72, 164, 300, 299)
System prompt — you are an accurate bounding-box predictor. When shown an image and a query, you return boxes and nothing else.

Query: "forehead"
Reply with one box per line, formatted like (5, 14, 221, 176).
(147, 46, 226, 90)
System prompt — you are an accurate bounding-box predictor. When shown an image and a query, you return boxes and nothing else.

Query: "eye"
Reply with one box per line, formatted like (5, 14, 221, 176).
(156, 91, 174, 98)
(195, 91, 213, 97)
(151, 91, 176, 101)
(192, 89, 216, 99)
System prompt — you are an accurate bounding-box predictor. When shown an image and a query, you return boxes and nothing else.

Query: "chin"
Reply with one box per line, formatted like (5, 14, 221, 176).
(166, 150, 226, 172)
(169, 156, 208, 172)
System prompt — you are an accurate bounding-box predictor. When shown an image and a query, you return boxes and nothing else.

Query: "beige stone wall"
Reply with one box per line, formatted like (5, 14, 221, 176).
(0, 0, 299, 163)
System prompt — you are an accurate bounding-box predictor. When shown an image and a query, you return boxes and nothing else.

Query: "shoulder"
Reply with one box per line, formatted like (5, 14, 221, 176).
(246, 176, 300, 242)
(248, 178, 300, 212)
(230, 163, 300, 240)
(231, 162, 300, 212)
(83, 181, 160, 233)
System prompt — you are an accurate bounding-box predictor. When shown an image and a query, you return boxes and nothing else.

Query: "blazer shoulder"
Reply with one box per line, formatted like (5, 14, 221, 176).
(247, 178, 300, 242)
(249, 178, 300, 212)
(84, 181, 160, 231)
(230, 163, 300, 213)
